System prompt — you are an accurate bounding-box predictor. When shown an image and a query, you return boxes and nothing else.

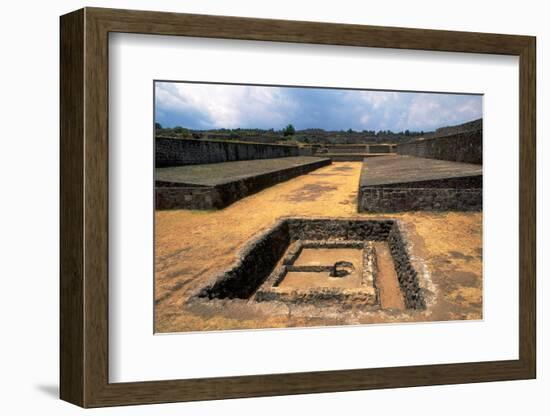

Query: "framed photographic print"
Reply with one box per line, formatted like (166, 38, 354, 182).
(60, 7, 536, 407)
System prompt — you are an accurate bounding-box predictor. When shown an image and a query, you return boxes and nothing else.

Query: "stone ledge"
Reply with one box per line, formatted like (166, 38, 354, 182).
(156, 157, 331, 210)
(358, 156, 482, 212)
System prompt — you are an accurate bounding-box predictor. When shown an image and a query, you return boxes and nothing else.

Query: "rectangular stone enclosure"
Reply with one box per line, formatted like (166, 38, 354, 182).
(358, 155, 482, 212)
(255, 240, 379, 306)
(196, 218, 426, 310)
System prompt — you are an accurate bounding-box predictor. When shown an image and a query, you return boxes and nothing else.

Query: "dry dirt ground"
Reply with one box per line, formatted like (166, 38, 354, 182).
(155, 162, 482, 333)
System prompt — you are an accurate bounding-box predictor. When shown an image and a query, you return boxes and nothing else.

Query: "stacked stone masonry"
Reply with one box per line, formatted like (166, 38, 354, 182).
(397, 128, 482, 165)
(359, 187, 482, 212)
(156, 137, 301, 167)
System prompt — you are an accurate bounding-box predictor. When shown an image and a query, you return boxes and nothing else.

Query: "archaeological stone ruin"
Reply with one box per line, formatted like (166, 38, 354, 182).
(155, 119, 482, 314)
(195, 218, 425, 311)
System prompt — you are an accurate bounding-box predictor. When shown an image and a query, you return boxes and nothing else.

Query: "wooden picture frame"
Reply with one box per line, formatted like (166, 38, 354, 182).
(60, 7, 536, 408)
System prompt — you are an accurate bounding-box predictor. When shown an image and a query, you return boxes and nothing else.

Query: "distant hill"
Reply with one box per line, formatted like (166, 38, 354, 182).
(155, 118, 482, 146)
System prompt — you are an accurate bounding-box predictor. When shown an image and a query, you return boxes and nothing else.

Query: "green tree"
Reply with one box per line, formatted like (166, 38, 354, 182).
(173, 126, 189, 137)
(282, 124, 296, 136)
(155, 122, 162, 130)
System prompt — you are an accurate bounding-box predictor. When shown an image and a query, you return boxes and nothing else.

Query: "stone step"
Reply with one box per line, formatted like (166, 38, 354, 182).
(322, 153, 397, 161)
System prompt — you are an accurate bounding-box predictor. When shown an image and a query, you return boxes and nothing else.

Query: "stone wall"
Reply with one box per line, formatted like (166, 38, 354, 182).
(430, 118, 482, 138)
(297, 146, 315, 156)
(388, 224, 425, 309)
(286, 218, 394, 241)
(313, 144, 394, 155)
(156, 137, 300, 167)
(198, 220, 291, 299)
(368, 144, 394, 153)
(397, 129, 482, 164)
(358, 187, 482, 212)
(322, 145, 367, 154)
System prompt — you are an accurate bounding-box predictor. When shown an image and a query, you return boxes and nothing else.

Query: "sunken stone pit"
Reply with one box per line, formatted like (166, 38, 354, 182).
(196, 218, 426, 310)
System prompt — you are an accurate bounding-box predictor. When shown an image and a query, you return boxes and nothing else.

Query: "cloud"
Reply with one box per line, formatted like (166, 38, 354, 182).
(155, 82, 297, 129)
(357, 91, 400, 109)
(155, 82, 482, 132)
(404, 94, 482, 131)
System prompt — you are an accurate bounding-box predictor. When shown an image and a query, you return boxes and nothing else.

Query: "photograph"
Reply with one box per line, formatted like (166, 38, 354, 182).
(154, 81, 483, 333)
(0, 0, 543, 412)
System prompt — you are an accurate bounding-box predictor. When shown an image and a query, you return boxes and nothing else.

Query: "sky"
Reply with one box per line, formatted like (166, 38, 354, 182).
(155, 81, 482, 132)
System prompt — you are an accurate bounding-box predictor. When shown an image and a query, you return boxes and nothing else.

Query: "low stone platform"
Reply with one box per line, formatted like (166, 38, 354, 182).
(156, 156, 331, 210)
(324, 153, 396, 161)
(358, 155, 482, 212)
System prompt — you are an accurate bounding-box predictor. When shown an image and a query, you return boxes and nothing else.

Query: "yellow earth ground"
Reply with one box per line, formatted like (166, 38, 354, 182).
(155, 162, 482, 333)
